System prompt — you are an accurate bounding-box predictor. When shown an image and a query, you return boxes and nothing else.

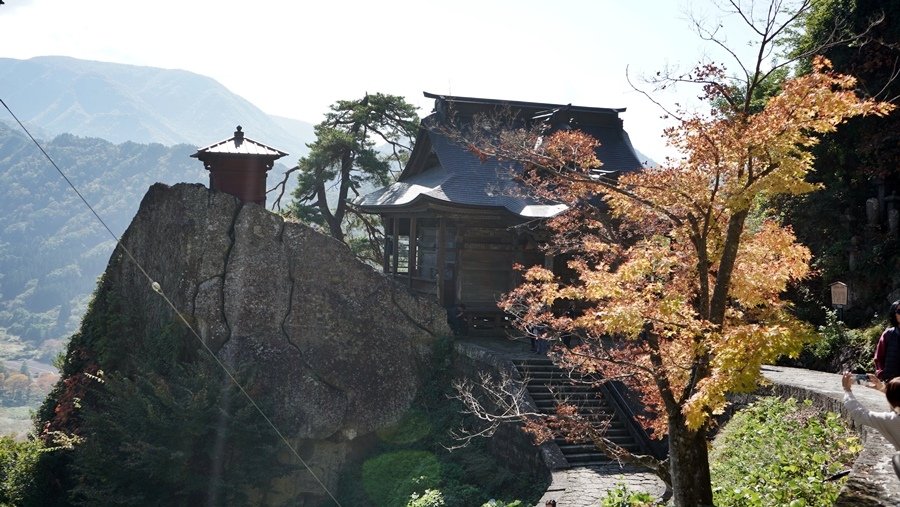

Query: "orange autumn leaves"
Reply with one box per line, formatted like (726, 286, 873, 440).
(660, 57, 894, 210)
(500, 57, 894, 434)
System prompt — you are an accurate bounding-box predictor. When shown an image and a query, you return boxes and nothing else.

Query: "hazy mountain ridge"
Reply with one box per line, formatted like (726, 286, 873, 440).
(0, 122, 211, 360)
(0, 123, 298, 362)
(0, 56, 311, 158)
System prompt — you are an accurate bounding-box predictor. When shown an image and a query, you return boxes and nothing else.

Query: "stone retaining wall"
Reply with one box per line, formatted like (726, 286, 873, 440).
(451, 341, 565, 479)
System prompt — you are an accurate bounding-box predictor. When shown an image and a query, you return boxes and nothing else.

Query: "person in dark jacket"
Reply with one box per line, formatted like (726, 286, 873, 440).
(447, 303, 468, 336)
(875, 300, 900, 381)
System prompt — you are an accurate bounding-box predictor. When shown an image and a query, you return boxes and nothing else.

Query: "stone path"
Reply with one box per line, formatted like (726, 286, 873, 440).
(538, 464, 666, 507)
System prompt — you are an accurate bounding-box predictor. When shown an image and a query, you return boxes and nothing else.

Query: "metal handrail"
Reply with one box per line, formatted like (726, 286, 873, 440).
(597, 379, 662, 459)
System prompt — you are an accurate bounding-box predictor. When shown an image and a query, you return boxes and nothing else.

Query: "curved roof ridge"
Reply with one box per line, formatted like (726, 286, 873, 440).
(423, 91, 626, 114)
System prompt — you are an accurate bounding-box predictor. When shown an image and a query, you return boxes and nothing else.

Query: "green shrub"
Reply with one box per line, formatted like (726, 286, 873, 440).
(439, 483, 482, 507)
(710, 397, 861, 506)
(362, 450, 442, 507)
(0, 436, 45, 506)
(377, 409, 431, 445)
(599, 482, 659, 507)
(408, 489, 445, 507)
(799, 309, 883, 372)
(480, 500, 523, 507)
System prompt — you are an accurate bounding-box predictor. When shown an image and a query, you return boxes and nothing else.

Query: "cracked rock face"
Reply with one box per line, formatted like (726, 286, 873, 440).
(107, 183, 448, 501)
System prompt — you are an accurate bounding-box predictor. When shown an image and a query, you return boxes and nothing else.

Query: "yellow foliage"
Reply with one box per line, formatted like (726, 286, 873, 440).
(499, 57, 893, 436)
(729, 221, 812, 307)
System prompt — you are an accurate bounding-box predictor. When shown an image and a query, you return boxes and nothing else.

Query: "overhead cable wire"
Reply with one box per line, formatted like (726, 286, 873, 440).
(0, 98, 342, 507)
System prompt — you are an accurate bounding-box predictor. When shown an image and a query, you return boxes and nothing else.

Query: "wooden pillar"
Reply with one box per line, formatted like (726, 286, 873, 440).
(382, 217, 391, 273)
(437, 218, 446, 307)
(392, 217, 400, 275)
(408, 217, 417, 287)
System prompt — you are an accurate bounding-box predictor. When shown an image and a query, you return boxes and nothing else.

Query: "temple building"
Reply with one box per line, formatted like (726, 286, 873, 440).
(355, 93, 646, 332)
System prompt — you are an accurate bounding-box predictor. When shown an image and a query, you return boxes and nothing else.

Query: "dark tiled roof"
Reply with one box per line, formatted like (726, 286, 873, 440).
(355, 94, 645, 218)
(357, 129, 567, 217)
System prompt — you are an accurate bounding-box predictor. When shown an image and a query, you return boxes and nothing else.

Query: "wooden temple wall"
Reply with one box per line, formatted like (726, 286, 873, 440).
(382, 215, 546, 316)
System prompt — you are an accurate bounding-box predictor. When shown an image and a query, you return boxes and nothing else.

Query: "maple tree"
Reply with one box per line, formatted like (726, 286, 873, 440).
(451, 2, 894, 505)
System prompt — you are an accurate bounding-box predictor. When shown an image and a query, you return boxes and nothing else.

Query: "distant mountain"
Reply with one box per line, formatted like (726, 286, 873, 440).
(0, 124, 210, 361)
(271, 115, 315, 150)
(0, 56, 311, 159)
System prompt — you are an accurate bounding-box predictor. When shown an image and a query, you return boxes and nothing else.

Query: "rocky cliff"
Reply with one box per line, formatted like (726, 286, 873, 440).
(44, 183, 449, 504)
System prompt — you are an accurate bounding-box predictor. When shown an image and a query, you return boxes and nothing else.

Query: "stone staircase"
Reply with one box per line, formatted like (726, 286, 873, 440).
(512, 357, 643, 467)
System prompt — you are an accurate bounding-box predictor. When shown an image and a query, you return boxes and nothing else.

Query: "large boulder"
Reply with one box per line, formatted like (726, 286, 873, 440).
(97, 182, 449, 501)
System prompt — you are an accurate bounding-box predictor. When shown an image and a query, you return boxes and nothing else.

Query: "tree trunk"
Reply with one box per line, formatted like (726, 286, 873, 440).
(667, 415, 713, 507)
(709, 208, 748, 325)
(326, 214, 345, 242)
(313, 181, 344, 242)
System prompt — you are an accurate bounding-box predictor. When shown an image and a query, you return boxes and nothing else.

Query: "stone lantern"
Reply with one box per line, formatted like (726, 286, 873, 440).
(191, 126, 288, 205)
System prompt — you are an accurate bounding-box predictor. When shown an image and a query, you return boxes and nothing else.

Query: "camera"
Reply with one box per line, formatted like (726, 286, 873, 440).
(855, 373, 869, 385)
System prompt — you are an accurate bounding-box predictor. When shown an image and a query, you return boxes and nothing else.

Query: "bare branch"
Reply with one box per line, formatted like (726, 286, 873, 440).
(267, 165, 301, 212)
(447, 370, 542, 449)
(689, 13, 753, 83)
(871, 54, 900, 103)
(626, 66, 690, 123)
(448, 367, 670, 485)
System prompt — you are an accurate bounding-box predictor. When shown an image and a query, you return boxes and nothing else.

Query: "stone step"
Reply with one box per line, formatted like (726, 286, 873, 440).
(530, 392, 607, 401)
(562, 452, 614, 465)
(526, 382, 596, 391)
(531, 401, 616, 415)
(521, 371, 575, 379)
(534, 387, 602, 397)
(530, 379, 599, 387)
(514, 362, 573, 369)
(565, 459, 613, 466)
(554, 427, 632, 441)
(512, 360, 558, 369)
(532, 392, 596, 399)
(533, 408, 620, 420)
(531, 398, 612, 408)
(539, 392, 607, 400)
(560, 440, 642, 453)
(512, 357, 646, 468)
(517, 368, 581, 377)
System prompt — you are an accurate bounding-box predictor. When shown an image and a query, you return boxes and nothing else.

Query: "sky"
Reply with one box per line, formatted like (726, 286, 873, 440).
(0, 0, 775, 163)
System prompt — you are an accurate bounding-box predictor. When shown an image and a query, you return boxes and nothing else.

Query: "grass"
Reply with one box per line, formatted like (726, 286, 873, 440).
(709, 396, 861, 506)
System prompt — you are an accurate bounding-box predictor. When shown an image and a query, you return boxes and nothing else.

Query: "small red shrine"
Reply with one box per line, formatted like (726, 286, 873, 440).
(191, 126, 288, 205)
